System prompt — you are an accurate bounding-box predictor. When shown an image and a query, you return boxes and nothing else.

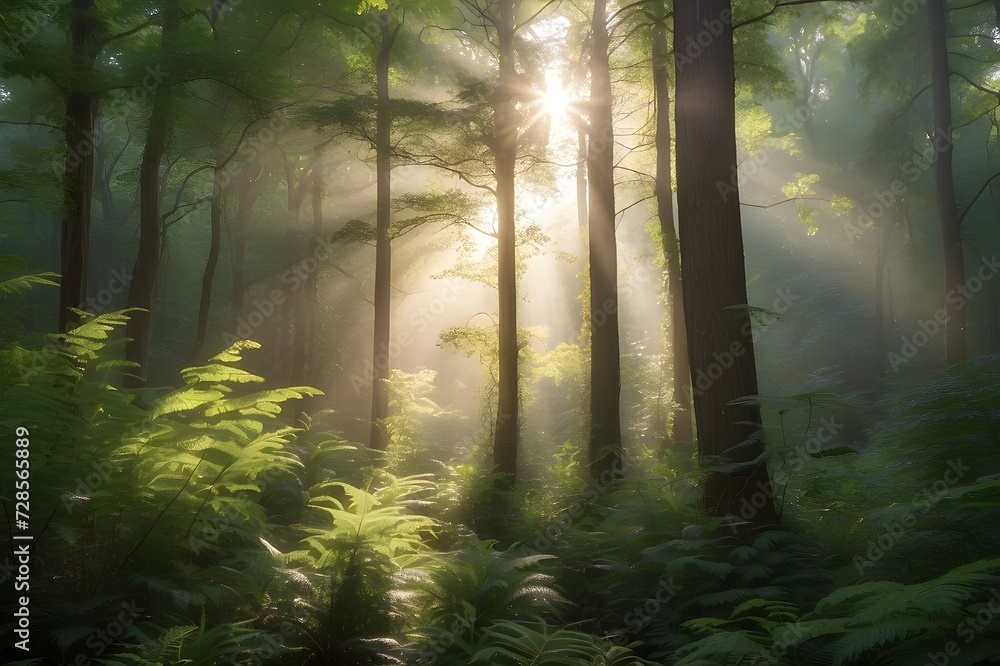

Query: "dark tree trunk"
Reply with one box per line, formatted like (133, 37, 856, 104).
(125, 5, 177, 384)
(228, 160, 265, 319)
(369, 15, 398, 451)
(928, 0, 965, 365)
(303, 168, 324, 390)
(587, 0, 622, 480)
(192, 161, 224, 361)
(652, 0, 692, 446)
(674, 0, 776, 532)
(492, 0, 519, 482)
(576, 126, 588, 231)
(283, 152, 311, 227)
(59, 0, 100, 332)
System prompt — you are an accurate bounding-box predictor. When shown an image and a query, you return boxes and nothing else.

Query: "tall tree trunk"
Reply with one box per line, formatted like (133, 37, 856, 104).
(576, 125, 588, 231)
(928, 0, 965, 365)
(59, 0, 100, 332)
(875, 218, 895, 360)
(285, 158, 319, 410)
(304, 168, 324, 388)
(652, 0, 692, 446)
(192, 161, 224, 361)
(370, 15, 398, 451)
(587, 0, 622, 480)
(228, 163, 262, 319)
(492, 0, 519, 482)
(125, 5, 177, 384)
(674, 0, 776, 533)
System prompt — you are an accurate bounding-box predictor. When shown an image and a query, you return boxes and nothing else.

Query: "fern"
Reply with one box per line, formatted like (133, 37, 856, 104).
(469, 619, 657, 665)
(0, 270, 60, 296)
(795, 558, 1000, 665)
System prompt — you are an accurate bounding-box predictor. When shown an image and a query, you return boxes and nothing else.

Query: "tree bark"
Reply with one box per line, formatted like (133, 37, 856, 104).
(492, 0, 519, 482)
(652, 0, 692, 446)
(228, 162, 263, 319)
(587, 0, 622, 480)
(369, 14, 399, 451)
(124, 4, 177, 384)
(927, 0, 965, 365)
(192, 161, 224, 361)
(674, 0, 776, 532)
(59, 0, 100, 332)
(576, 126, 588, 231)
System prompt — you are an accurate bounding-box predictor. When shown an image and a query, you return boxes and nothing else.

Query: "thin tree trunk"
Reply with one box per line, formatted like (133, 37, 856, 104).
(875, 219, 895, 360)
(652, 0, 692, 446)
(124, 4, 177, 384)
(674, 0, 776, 533)
(192, 162, 224, 361)
(228, 161, 264, 319)
(588, 0, 622, 480)
(928, 0, 965, 365)
(304, 168, 324, 387)
(576, 126, 588, 231)
(492, 0, 519, 482)
(59, 0, 100, 332)
(370, 15, 399, 451)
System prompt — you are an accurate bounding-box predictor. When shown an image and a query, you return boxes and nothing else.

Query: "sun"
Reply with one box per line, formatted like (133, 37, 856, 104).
(538, 71, 571, 119)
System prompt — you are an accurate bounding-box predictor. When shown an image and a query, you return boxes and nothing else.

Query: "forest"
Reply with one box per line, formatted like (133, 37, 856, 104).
(3, 0, 1000, 663)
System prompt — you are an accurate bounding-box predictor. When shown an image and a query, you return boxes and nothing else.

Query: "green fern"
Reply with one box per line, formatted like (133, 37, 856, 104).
(470, 619, 657, 665)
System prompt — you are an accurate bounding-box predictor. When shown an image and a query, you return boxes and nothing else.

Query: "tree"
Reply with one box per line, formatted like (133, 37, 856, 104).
(927, 0, 965, 365)
(59, 0, 102, 332)
(650, 0, 692, 446)
(492, 0, 519, 481)
(674, 0, 777, 531)
(124, 1, 180, 384)
(370, 10, 402, 451)
(587, 0, 622, 479)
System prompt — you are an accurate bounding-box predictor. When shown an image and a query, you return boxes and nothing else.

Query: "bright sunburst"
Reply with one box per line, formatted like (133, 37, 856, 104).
(538, 72, 570, 119)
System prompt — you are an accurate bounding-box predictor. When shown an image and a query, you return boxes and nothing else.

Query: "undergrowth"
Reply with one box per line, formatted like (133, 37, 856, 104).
(2, 300, 1000, 664)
